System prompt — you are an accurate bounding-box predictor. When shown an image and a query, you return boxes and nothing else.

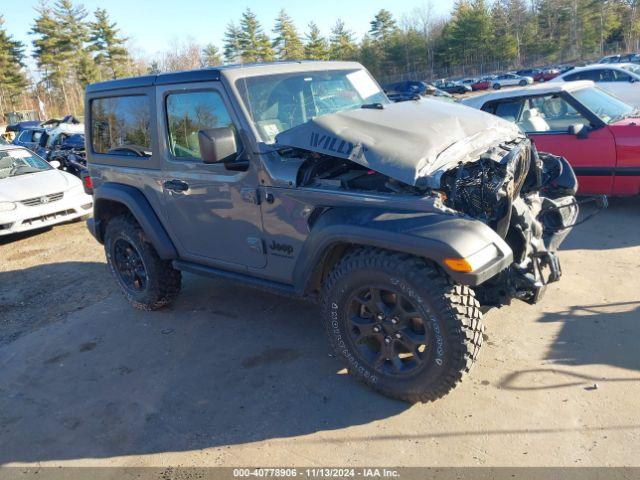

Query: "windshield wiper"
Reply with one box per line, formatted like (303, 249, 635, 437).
(361, 103, 384, 110)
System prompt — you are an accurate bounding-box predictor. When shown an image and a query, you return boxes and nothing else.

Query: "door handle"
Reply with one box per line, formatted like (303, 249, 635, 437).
(163, 179, 189, 193)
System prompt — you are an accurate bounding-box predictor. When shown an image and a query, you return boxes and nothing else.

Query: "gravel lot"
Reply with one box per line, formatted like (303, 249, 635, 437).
(0, 199, 639, 467)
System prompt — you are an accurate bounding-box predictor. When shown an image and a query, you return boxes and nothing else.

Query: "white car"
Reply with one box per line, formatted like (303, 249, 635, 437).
(0, 145, 93, 236)
(550, 63, 640, 107)
(490, 73, 534, 89)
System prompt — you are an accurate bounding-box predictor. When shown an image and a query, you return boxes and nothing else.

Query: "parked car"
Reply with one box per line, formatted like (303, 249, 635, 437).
(550, 63, 640, 107)
(471, 76, 493, 90)
(597, 54, 622, 64)
(491, 73, 534, 89)
(48, 133, 87, 177)
(517, 69, 544, 82)
(84, 61, 577, 403)
(540, 67, 561, 81)
(12, 127, 45, 152)
(463, 80, 640, 196)
(0, 145, 93, 236)
(35, 121, 85, 159)
(437, 81, 472, 94)
(384, 81, 456, 103)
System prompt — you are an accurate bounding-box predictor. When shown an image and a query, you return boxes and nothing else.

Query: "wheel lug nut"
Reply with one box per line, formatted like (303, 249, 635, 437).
(395, 333, 401, 339)
(373, 326, 381, 333)
(384, 337, 391, 344)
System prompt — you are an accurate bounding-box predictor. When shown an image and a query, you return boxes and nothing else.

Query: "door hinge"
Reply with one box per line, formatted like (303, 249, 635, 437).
(241, 188, 261, 205)
(246, 236, 265, 254)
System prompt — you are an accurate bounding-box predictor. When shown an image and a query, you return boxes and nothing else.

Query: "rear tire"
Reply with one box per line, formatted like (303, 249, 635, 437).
(104, 214, 181, 311)
(493, 83, 501, 90)
(519, 79, 528, 86)
(321, 248, 483, 403)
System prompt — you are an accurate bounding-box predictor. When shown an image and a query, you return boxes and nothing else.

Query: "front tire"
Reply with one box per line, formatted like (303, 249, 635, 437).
(493, 83, 501, 90)
(104, 215, 182, 310)
(519, 79, 528, 86)
(321, 248, 483, 403)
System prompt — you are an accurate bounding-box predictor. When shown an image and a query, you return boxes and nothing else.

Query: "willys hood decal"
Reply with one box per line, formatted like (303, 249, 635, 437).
(274, 99, 522, 188)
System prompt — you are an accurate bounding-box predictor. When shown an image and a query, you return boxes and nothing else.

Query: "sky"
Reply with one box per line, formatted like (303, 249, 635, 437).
(1, 0, 451, 59)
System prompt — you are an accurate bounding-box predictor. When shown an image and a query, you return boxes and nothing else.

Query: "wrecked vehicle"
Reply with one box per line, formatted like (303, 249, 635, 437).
(48, 133, 87, 177)
(85, 61, 579, 403)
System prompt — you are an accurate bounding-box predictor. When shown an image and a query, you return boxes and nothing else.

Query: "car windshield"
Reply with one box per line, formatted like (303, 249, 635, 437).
(0, 148, 51, 180)
(236, 69, 389, 143)
(620, 64, 640, 75)
(571, 86, 635, 123)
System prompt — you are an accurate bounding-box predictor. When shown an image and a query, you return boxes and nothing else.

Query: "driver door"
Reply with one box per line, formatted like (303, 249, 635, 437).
(157, 83, 266, 270)
(519, 95, 616, 195)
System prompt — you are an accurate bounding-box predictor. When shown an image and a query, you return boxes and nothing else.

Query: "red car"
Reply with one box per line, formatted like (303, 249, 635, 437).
(540, 68, 561, 81)
(464, 81, 640, 196)
(470, 77, 492, 90)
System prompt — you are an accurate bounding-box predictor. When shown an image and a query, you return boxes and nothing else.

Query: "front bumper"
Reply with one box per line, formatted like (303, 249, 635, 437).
(0, 191, 93, 236)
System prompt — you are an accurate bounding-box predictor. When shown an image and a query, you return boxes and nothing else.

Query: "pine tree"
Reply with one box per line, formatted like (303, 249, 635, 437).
(238, 8, 274, 63)
(272, 9, 304, 60)
(304, 22, 329, 60)
(329, 19, 358, 60)
(31, 1, 64, 90)
(223, 22, 243, 63)
(369, 9, 397, 42)
(0, 16, 28, 110)
(201, 43, 222, 67)
(88, 8, 129, 80)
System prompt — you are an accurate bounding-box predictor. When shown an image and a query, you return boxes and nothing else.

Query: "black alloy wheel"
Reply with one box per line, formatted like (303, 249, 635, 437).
(346, 286, 431, 376)
(112, 238, 148, 293)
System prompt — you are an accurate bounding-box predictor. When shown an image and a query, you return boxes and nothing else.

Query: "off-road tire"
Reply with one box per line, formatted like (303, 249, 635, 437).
(321, 248, 483, 403)
(104, 214, 181, 311)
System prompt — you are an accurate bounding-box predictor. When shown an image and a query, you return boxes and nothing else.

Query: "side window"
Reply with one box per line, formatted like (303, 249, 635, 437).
(518, 95, 589, 133)
(599, 69, 616, 82)
(614, 70, 631, 82)
(166, 90, 235, 160)
(91, 95, 152, 156)
(488, 100, 523, 122)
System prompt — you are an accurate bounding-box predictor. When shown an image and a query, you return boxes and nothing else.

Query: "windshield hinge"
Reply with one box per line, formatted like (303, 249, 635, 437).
(241, 188, 261, 205)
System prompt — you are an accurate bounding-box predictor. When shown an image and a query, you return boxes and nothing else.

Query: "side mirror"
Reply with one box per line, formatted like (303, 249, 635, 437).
(198, 127, 238, 164)
(49, 160, 61, 169)
(568, 124, 589, 139)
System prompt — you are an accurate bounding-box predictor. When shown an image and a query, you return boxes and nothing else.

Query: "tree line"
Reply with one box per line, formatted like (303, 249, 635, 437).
(2, 0, 640, 119)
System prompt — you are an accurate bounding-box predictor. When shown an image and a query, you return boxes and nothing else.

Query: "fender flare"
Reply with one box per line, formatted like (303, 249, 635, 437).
(90, 183, 178, 259)
(293, 207, 513, 290)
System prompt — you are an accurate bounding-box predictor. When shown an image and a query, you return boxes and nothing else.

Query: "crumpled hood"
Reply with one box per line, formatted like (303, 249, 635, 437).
(0, 169, 74, 202)
(275, 99, 522, 187)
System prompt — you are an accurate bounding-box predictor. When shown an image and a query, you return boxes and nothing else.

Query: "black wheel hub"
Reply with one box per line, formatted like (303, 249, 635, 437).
(346, 286, 432, 376)
(113, 238, 148, 292)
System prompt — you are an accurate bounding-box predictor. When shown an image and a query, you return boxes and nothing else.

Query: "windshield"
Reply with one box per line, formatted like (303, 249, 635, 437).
(236, 69, 389, 143)
(0, 148, 52, 180)
(572, 86, 635, 124)
(620, 64, 640, 76)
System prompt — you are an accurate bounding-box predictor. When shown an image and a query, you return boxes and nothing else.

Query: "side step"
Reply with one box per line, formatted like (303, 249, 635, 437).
(172, 260, 299, 297)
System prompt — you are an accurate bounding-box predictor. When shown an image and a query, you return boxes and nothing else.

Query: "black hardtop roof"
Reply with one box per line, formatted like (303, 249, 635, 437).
(85, 60, 360, 94)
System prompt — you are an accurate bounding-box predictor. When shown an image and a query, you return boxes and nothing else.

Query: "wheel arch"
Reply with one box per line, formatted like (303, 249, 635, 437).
(294, 207, 514, 294)
(89, 183, 178, 260)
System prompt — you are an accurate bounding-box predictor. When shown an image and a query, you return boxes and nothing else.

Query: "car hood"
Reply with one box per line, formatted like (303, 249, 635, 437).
(0, 169, 75, 202)
(274, 99, 521, 187)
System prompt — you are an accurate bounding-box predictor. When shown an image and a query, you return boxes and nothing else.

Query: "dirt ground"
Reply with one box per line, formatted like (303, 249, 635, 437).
(0, 199, 639, 468)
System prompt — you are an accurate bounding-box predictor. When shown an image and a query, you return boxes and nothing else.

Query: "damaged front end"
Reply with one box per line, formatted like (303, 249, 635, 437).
(440, 139, 580, 306)
(272, 101, 584, 306)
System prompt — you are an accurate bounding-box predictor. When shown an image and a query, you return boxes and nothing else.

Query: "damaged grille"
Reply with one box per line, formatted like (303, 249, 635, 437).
(442, 141, 531, 236)
(20, 192, 64, 207)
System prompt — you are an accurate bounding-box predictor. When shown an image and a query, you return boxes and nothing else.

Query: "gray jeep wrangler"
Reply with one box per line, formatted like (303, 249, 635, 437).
(85, 61, 578, 402)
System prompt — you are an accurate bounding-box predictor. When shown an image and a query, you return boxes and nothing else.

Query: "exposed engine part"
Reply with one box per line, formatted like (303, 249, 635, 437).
(440, 140, 530, 237)
(290, 148, 425, 196)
